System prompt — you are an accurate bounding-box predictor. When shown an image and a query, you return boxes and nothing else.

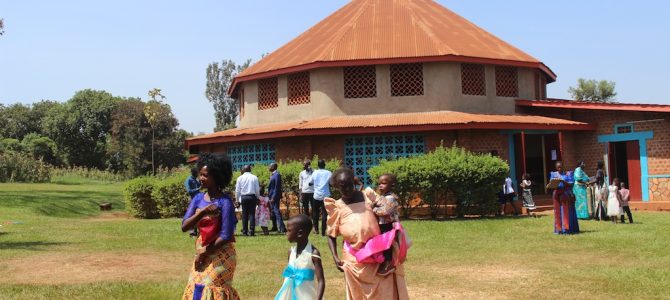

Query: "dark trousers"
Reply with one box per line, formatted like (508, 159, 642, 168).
(241, 195, 257, 235)
(301, 193, 314, 215)
(379, 222, 395, 261)
(270, 199, 286, 232)
(311, 199, 327, 235)
(620, 206, 634, 223)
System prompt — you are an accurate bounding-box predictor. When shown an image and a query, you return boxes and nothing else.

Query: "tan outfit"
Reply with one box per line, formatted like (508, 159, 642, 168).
(325, 197, 409, 300)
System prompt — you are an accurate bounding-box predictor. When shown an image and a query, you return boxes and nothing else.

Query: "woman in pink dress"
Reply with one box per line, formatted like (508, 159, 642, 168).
(325, 168, 409, 300)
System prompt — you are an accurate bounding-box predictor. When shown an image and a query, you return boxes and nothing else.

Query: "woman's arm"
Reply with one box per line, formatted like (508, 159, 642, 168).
(312, 247, 325, 300)
(327, 236, 344, 272)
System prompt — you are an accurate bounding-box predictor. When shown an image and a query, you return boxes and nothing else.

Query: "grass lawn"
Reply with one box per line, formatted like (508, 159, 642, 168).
(1, 181, 669, 299)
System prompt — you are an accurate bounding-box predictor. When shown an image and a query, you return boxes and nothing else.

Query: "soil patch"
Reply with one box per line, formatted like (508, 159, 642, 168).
(2, 251, 191, 285)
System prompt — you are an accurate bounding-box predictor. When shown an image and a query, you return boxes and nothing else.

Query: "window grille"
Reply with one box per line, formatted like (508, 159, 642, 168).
(344, 66, 377, 99)
(288, 72, 310, 105)
(258, 77, 278, 110)
(461, 64, 486, 96)
(344, 135, 425, 186)
(495, 66, 518, 97)
(227, 143, 276, 170)
(390, 63, 424, 96)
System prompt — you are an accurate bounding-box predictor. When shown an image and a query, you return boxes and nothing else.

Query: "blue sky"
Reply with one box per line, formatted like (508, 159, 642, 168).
(1, 0, 669, 134)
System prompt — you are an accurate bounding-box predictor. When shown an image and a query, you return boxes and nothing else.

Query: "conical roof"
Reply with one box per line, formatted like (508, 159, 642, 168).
(231, 0, 555, 93)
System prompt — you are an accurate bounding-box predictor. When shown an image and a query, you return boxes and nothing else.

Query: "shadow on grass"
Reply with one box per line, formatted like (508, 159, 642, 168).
(0, 241, 68, 251)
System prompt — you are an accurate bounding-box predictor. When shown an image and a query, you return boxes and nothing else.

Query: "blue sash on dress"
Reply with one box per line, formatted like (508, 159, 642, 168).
(274, 266, 315, 300)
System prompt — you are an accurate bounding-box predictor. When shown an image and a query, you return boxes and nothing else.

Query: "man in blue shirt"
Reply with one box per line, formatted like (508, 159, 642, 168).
(311, 159, 332, 236)
(184, 166, 202, 237)
(268, 163, 286, 233)
(184, 167, 201, 199)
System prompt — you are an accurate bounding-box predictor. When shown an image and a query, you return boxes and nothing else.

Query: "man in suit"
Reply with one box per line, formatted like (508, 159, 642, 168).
(268, 163, 286, 233)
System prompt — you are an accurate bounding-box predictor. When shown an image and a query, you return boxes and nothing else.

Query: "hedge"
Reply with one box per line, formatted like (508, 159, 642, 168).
(153, 171, 191, 218)
(123, 176, 159, 219)
(368, 145, 508, 219)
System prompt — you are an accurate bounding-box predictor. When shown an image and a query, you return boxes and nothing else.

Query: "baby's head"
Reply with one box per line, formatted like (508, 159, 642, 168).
(331, 167, 356, 198)
(287, 214, 313, 243)
(378, 173, 397, 194)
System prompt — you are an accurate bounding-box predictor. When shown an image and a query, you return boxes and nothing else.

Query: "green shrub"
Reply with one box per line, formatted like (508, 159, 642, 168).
(369, 145, 508, 219)
(124, 176, 158, 219)
(0, 151, 51, 183)
(153, 171, 191, 218)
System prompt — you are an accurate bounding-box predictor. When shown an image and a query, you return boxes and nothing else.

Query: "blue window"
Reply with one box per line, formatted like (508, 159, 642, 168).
(344, 135, 425, 186)
(227, 143, 276, 170)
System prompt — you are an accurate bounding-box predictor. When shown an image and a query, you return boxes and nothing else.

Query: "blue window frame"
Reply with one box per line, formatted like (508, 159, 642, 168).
(227, 143, 276, 170)
(344, 135, 425, 186)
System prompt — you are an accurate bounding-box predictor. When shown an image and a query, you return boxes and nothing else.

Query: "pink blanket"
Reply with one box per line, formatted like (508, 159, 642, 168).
(344, 222, 410, 265)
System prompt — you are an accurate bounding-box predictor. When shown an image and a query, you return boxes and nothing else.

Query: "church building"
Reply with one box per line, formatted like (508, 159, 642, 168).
(186, 0, 670, 202)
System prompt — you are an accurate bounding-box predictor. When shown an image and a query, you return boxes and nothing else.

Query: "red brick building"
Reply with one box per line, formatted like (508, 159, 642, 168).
(187, 0, 670, 202)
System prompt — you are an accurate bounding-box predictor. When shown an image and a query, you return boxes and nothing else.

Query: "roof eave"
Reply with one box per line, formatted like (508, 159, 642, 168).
(186, 122, 594, 147)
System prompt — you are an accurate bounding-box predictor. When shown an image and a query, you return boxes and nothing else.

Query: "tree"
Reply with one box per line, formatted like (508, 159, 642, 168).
(21, 133, 61, 166)
(145, 88, 167, 175)
(568, 78, 617, 103)
(107, 99, 151, 175)
(0, 18, 4, 36)
(0, 103, 32, 140)
(42, 89, 120, 168)
(205, 59, 251, 131)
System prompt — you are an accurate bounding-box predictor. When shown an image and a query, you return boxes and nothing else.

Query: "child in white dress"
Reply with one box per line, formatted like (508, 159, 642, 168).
(256, 186, 271, 235)
(605, 178, 622, 224)
(275, 215, 325, 300)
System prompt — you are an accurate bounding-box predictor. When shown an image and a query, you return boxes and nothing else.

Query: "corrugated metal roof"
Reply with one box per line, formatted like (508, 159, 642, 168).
(517, 99, 670, 113)
(230, 0, 554, 94)
(186, 110, 592, 146)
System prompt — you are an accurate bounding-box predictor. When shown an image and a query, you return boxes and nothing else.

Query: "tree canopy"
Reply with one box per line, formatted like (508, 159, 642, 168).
(205, 59, 251, 131)
(1, 89, 188, 177)
(568, 78, 617, 103)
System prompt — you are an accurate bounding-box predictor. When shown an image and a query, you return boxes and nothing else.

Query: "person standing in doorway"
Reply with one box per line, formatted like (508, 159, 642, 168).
(268, 163, 286, 233)
(311, 159, 332, 236)
(299, 160, 315, 216)
(235, 165, 260, 236)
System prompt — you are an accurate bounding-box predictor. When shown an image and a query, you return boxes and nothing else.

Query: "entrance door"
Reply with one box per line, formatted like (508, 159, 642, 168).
(626, 141, 642, 201)
(608, 141, 642, 201)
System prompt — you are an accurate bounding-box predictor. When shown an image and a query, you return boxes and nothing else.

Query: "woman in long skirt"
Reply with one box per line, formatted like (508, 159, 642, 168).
(548, 161, 579, 234)
(572, 161, 591, 219)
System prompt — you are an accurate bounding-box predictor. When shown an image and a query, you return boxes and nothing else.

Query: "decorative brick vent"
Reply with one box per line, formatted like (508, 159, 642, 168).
(227, 143, 276, 170)
(390, 63, 424, 97)
(344, 135, 425, 186)
(258, 77, 278, 110)
(344, 66, 377, 99)
(288, 72, 310, 105)
(461, 64, 486, 96)
(495, 66, 518, 97)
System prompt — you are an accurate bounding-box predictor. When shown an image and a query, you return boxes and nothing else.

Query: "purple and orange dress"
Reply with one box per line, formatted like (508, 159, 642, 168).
(182, 192, 239, 300)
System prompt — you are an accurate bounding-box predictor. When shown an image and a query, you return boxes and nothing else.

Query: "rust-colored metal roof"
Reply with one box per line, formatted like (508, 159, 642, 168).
(186, 111, 592, 146)
(230, 0, 555, 95)
(516, 99, 670, 113)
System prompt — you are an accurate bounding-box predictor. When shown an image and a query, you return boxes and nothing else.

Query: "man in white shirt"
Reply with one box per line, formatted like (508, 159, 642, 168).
(235, 164, 260, 236)
(298, 160, 314, 215)
(311, 159, 332, 236)
(500, 175, 519, 216)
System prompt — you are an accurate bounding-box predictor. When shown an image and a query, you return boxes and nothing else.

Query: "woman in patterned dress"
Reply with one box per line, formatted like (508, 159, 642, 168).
(181, 153, 240, 300)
